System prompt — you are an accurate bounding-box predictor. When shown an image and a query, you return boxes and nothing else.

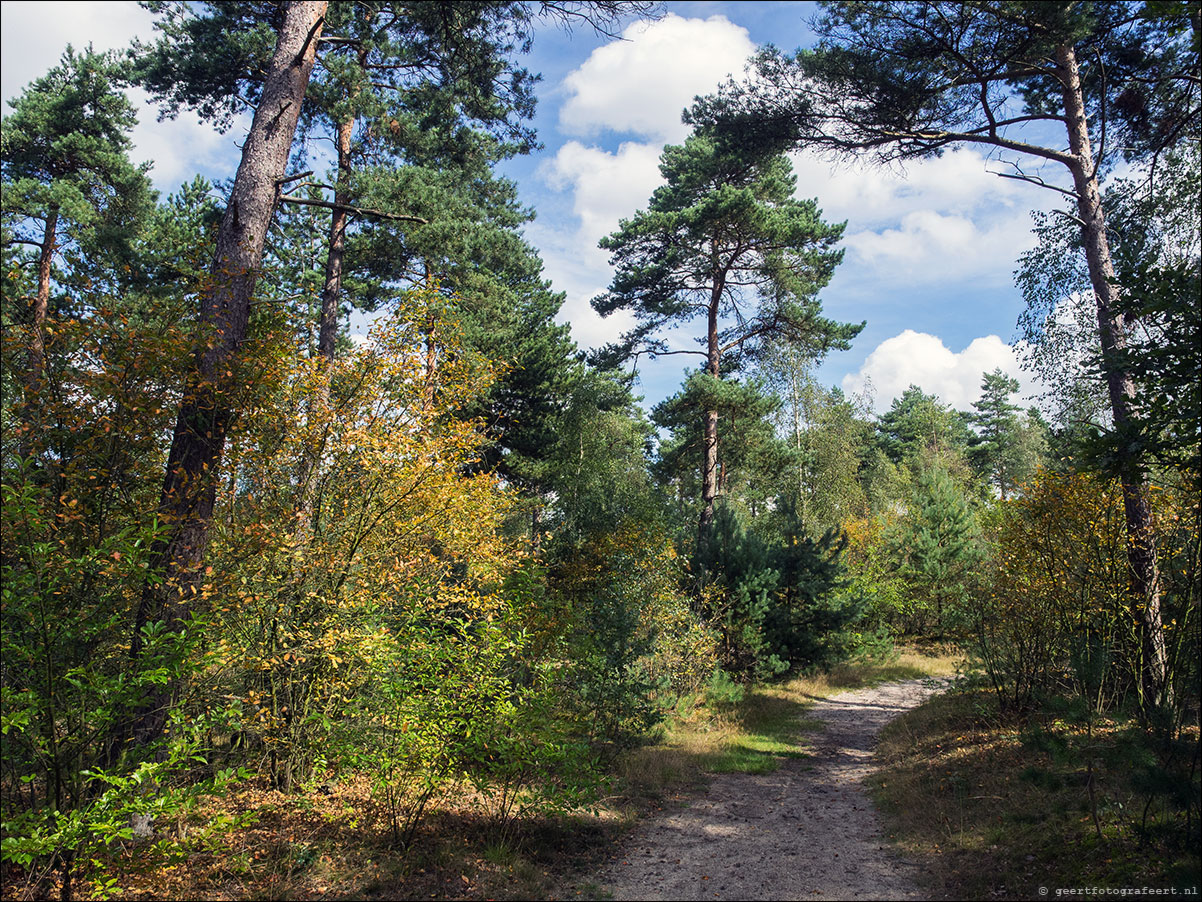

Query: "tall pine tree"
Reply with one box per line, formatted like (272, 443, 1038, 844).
(2, 47, 153, 428)
(689, 0, 1201, 707)
(595, 134, 858, 538)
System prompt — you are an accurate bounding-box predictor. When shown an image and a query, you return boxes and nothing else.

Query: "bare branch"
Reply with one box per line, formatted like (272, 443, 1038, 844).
(277, 195, 428, 224)
(1051, 208, 1088, 229)
(644, 347, 709, 359)
(991, 163, 1082, 201)
(280, 180, 336, 196)
(275, 170, 315, 187)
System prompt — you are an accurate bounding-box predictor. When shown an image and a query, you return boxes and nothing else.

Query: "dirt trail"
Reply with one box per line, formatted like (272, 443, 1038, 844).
(594, 679, 945, 901)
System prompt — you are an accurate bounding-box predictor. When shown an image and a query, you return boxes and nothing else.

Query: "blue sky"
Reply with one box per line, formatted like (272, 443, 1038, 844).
(1, 1, 1061, 414)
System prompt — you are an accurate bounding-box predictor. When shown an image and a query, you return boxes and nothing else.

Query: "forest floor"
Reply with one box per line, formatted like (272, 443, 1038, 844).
(584, 677, 950, 900)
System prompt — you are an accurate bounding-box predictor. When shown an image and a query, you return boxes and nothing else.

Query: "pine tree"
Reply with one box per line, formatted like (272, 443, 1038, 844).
(595, 134, 858, 538)
(689, 0, 1200, 707)
(134, 2, 617, 532)
(653, 372, 794, 526)
(889, 465, 982, 636)
(969, 369, 1026, 500)
(876, 385, 973, 472)
(127, 0, 329, 748)
(1, 47, 153, 418)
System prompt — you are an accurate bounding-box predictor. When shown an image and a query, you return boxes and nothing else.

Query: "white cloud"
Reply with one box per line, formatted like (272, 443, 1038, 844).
(785, 147, 1055, 288)
(843, 330, 1041, 413)
(126, 89, 246, 191)
(538, 140, 662, 351)
(2, 2, 241, 192)
(525, 214, 635, 350)
(543, 140, 665, 264)
(841, 207, 1037, 283)
(559, 13, 755, 144)
(541, 13, 758, 353)
(789, 147, 1046, 227)
(1, 1, 156, 101)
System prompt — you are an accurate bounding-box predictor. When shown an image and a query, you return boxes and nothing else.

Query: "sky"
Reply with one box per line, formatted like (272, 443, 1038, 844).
(0, 0, 1064, 416)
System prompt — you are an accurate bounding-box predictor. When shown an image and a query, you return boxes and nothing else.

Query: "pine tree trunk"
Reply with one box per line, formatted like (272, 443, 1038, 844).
(423, 315, 438, 413)
(295, 111, 352, 520)
(17, 206, 58, 462)
(28, 205, 57, 390)
(317, 114, 353, 362)
(126, 1, 328, 748)
(699, 281, 722, 540)
(1057, 43, 1168, 709)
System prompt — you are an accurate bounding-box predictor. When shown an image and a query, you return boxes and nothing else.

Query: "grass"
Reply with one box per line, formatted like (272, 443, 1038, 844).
(615, 644, 960, 805)
(870, 685, 1202, 900)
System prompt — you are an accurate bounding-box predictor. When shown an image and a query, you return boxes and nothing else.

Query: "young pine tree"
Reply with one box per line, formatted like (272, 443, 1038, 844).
(889, 465, 982, 636)
(968, 368, 1044, 500)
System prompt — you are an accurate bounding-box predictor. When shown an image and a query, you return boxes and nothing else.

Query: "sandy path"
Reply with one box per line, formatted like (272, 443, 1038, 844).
(594, 679, 944, 901)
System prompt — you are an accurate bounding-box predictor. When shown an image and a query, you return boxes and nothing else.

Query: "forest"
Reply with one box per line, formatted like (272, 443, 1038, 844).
(1, 2, 1198, 900)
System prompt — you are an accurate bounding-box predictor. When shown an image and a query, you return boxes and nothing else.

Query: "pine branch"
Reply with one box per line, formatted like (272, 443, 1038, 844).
(278, 195, 427, 223)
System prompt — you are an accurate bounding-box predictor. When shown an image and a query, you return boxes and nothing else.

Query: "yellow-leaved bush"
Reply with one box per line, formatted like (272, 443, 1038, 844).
(200, 288, 538, 803)
(973, 467, 1199, 712)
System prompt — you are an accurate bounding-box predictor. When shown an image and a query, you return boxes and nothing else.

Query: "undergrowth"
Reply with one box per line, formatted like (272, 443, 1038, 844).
(0, 647, 958, 901)
(871, 686, 1201, 899)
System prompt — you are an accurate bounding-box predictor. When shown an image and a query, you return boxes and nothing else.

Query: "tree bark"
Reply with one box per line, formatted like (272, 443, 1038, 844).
(423, 313, 438, 413)
(17, 206, 58, 462)
(699, 279, 722, 540)
(28, 205, 57, 389)
(317, 114, 353, 362)
(126, 1, 328, 747)
(1056, 43, 1168, 709)
(294, 111, 352, 522)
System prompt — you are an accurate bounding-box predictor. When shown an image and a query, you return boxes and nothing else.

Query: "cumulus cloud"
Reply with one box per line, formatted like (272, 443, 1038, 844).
(542, 140, 665, 265)
(126, 89, 247, 191)
(788, 147, 1047, 227)
(1, 1, 156, 100)
(842, 330, 1042, 413)
(841, 207, 1038, 283)
(525, 218, 637, 350)
(542, 14, 761, 353)
(784, 147, 1056, 291)
(559, 14, 755, 144)
(2, 3, 242, 192)
(536, 141, 663, 349)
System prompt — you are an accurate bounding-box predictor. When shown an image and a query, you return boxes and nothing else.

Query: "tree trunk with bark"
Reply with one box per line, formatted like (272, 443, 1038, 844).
(294, 111, 352, 522)
(1057, 43, 1168, 709)
(17, 206, 58, 462)
(28, 205, 57, 390)
(317, 114, 354, 363)
(699, 279, 722, 541)
(126, 0, 328, 748)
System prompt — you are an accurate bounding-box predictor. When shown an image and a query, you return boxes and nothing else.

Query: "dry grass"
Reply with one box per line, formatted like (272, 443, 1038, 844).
(871, 688, 1202, 900)
(805, 645, 961, 693)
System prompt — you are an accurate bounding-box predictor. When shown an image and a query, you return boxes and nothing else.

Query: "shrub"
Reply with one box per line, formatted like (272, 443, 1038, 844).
(551, 522, 718, 751)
